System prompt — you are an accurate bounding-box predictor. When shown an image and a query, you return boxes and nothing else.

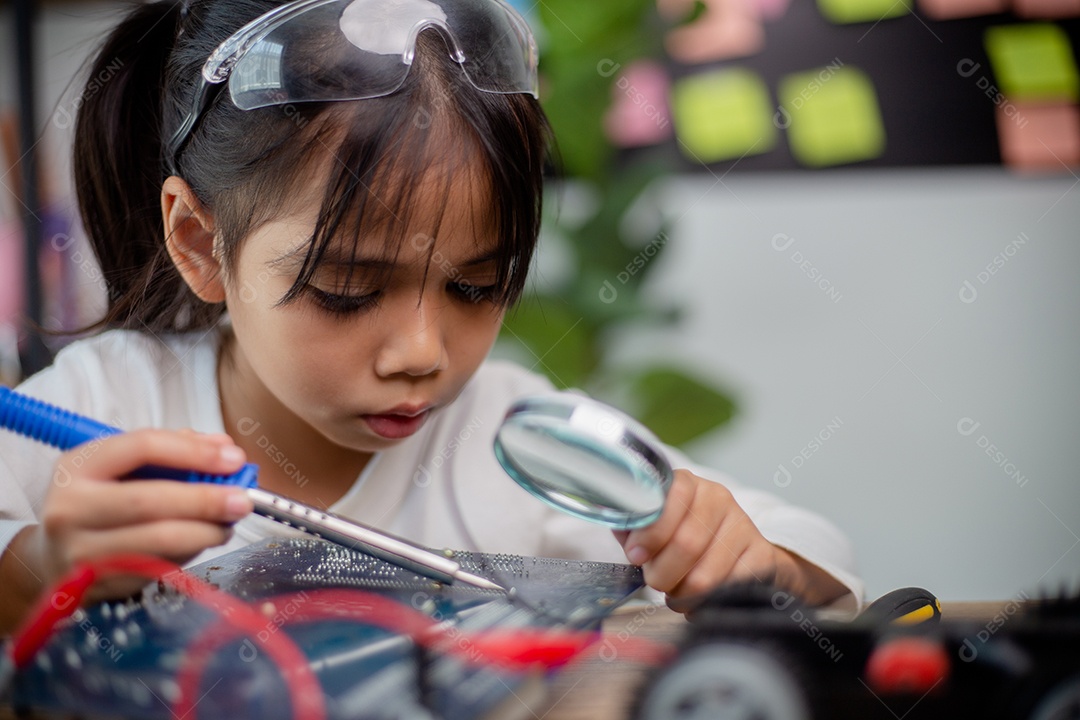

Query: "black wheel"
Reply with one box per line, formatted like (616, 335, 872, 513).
(636, 643, 810, 720)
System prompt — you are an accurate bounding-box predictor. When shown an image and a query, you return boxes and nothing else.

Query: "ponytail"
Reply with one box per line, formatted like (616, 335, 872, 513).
(73, 1, 223, 333)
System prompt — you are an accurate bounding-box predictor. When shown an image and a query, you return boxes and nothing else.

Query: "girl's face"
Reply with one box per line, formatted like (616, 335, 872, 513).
(220, 164, 506, 452)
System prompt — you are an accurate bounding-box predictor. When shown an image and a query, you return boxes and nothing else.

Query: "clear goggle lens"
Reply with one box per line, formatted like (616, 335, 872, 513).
(167, 0, 538, 171)
(215, 0, 538, 109)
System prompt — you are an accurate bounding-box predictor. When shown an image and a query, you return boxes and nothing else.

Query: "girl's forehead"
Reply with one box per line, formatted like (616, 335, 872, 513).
(257, 202, 499, 274)
(254, 154, 499, 269)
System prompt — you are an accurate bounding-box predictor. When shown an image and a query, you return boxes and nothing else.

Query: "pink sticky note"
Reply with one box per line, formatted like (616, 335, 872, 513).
(658, 0, 765, 63)
(1012, 0, 1080, 18)
(996, 102, 1080, 172)
(604, 61, 674, 147)
(748, 0, 791, 20)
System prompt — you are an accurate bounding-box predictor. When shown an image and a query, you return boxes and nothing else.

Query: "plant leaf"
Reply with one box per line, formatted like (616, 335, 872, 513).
(499, 295, 597, 389)
(624, 366, 738, 446)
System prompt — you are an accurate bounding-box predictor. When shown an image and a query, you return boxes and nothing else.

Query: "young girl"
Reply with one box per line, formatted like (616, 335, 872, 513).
(0, 0, 861, 633)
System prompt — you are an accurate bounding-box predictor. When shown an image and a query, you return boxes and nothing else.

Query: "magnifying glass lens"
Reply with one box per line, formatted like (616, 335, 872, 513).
(494, 396, 673, 530)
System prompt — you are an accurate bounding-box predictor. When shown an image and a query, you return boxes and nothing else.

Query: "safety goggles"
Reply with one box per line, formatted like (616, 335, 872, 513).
(165, 0, 539, 174)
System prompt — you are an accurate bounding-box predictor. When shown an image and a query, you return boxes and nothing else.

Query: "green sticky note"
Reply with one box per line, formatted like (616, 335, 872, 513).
(778, 65, 886, 168)
(817, 0, 910, 24)
(985, 24, 1079, 102)
(671, 69, 776, 164)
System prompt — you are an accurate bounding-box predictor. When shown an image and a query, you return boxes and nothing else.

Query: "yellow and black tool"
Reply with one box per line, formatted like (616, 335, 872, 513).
(863, 587, 942, 625)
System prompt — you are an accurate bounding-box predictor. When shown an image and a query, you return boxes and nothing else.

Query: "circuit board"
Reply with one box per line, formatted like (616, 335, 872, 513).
(6, 538, 644, 720)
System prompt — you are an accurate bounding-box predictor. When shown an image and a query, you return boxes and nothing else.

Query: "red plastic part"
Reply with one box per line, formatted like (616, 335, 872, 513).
(865, 636, 950, 694)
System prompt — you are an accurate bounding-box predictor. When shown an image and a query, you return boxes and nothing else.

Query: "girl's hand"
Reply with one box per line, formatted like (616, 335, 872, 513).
(614, 469, 847, 612)
(29, 429, 253, 604)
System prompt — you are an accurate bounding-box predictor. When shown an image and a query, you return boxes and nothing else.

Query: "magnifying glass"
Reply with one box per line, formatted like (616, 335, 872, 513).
(493, 394, 674, 530)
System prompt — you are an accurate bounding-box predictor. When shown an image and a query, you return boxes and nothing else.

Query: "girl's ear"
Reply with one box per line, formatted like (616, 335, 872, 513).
(161, 176, 226, 303)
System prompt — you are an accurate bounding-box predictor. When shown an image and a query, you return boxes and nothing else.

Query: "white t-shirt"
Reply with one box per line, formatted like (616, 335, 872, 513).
(0, 328, 864, 608)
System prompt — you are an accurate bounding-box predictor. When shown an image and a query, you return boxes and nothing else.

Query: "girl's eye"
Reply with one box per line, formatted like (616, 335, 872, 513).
(449, 281, 499, 304)
(306, 286, 379, 316)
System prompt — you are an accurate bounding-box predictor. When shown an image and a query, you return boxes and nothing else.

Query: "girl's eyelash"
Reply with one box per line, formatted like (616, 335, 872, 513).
(449, 281, 499, 303)
(306, 286, 379, 316)
(306, 282, 500, 315)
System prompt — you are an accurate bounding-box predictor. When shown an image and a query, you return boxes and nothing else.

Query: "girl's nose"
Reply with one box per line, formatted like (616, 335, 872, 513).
(374, 301, 447, 378)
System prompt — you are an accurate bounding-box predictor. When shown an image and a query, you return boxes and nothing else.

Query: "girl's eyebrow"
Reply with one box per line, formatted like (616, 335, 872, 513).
(267, 247, 501, 270)
(459, 250, 501, 267)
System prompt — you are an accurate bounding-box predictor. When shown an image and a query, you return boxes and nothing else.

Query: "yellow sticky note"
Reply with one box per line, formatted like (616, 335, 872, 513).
(778, 65, 886, 167)
(671, 69, 776, 164)
(985, 24, 1080, 102)
(818, 0, 911, 23)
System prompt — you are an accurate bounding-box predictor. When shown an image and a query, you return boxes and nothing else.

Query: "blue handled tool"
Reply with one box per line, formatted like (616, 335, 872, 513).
(0, 387, 503, 591)
(0, 386, 259, 487)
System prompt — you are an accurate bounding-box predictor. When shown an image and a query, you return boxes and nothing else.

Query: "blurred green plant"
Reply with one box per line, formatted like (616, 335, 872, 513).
(497, 0, 737, 447)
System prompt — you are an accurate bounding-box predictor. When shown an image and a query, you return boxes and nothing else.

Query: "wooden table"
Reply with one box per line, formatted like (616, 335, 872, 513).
(539, 604, 686, 720)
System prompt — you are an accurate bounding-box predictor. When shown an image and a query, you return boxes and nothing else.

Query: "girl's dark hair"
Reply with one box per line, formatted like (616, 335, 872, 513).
(74, 0, 551, 333)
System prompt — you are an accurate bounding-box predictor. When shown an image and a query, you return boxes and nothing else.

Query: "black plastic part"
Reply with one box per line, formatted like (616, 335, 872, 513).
(862, 587, 941, 625)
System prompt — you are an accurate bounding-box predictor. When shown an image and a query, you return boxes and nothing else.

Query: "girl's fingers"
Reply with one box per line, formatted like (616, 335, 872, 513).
(65, 428, 246, 481)
(619, 473, 780, 603)
(641, 517, 719, 593)
(666, 508, 776, 600)
(65, 520, 235, 568)
(619, 470, 697, 565)
(45, 480, 252, 530)
(177, 429, 236, 445)
(643, 477, 730, 593)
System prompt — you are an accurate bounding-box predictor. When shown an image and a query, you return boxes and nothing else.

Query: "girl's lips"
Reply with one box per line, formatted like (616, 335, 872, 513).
(362, 409, 431, 439)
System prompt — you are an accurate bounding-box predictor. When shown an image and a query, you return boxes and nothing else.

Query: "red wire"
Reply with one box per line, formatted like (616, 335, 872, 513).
(11, 556, 672, 720)
(10, 562, 96, 667)
(174, 615, 324, 720)
(270, 588, 594, 669)
(256, 588, 670, 670)
(9, 554, 326, 720)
